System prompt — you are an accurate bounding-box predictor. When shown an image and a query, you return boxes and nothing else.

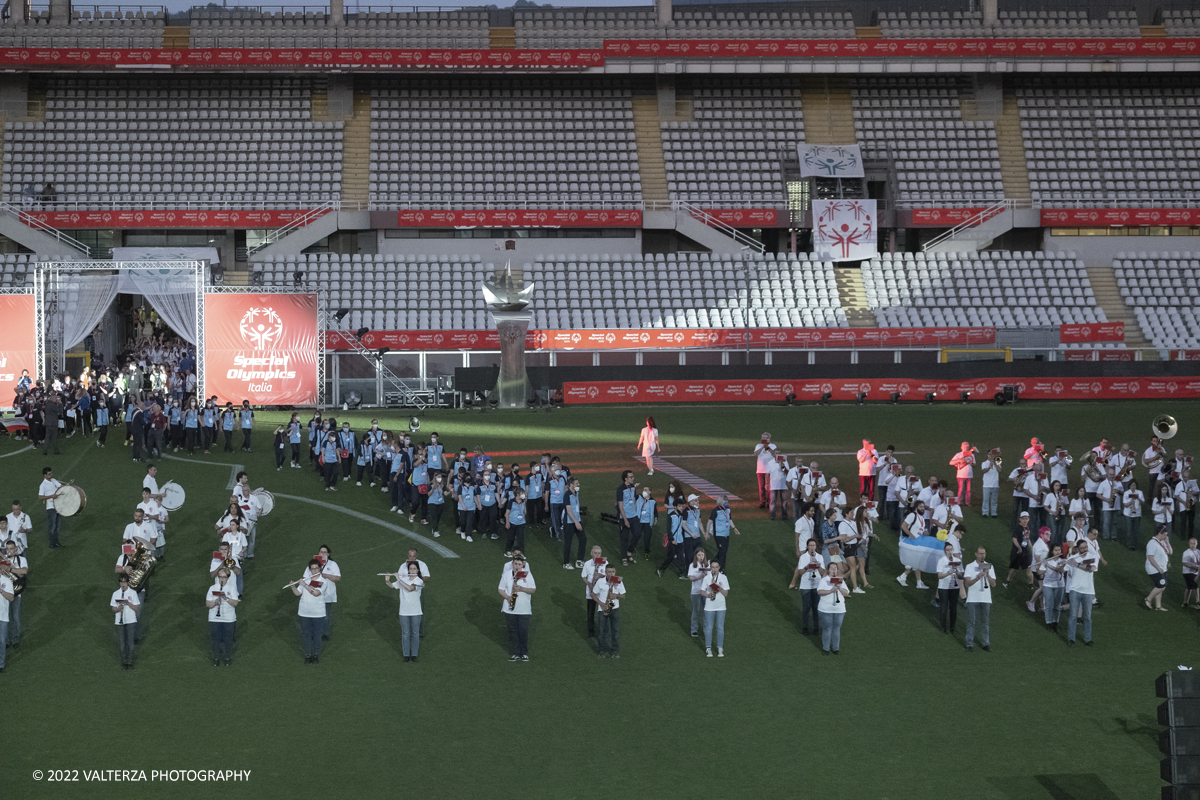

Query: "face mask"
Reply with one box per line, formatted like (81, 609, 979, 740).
(430, 437, 437, 443)
(343, 426, 349, 432)
(371, 424, 378, 429)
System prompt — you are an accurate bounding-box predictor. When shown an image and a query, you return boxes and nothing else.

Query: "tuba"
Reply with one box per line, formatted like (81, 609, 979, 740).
(1153, 415, 1178, 441)
(128, 541, 158, 591)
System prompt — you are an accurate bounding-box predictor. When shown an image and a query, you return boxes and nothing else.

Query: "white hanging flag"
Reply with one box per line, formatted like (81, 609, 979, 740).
(797, 144, 865, 178)
(813, 199, 877, 262)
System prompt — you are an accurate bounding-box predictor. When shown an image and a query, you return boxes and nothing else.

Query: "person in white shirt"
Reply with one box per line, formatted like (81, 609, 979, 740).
(136, 487, 167, 561)
(1143, 435, 1167, 492)
(307, 545, 340, 642)
(788, 538, 825, 636)
(816, 560, 849, 655)
(935, 542, 963, 635)
(887, 464, 911, 531)
(800, 462, 827, 520)
(291, 559, 326, 663)
(785, 459, 805, 521)
(234, 474, 261, 559)
(1068, 486, 1091, 531)
(916, 476, 940, 524)
(896, 501, 929, 589)
(1024, 437, 1046, 469)
(687, 548, 709, 638)
(110, 574, 140, 669)
(1023, 465, 1047, 533)
(499, 555, 535, 661)
(873, 445, 896, 505)
(1174, 469, 1198, 542)
(1025, 527, 1051, 614)
(700, 560, 730, 657)
(1144, 526, 1173, 612)
(592, 564, 626, 658)
(1152, 484, 1175, 531)
(1121, 478, 1146, 552)
(1065, 540, 1096, 646)
(768, 455, 790, 522)
(142, 464, 168, 503)
(949, 442, 977, 506)
(753, 432, 777, 510)
(962, 547, 996, 651)
(1112, 444, 1136, 492)
(123, 508, 156, 549)
(0, 558, 13, 670)
(6, 501, 32, 555)
(1095, 466, 1120, 543)
(205, 567, 239, 666)
(856, 439, 878, 498)
(818, 478, 848, 525)
(1182, 538, 1200, 609)
(581, 545, 608, 639)
(1039, 543, 1067, 632)
(979, 450, 1000, 518)
(794, 504, 817, 558)
(1047, 447, 1072, 491)
(37, 466, 64, 548)
(385, 561, 424, 662)
(2, 540, 27, 649)
(220, 524, 249, 586)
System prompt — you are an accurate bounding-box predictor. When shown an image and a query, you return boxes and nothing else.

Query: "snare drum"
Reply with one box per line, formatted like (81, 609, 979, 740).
(161, 482, 187, 511)
(252, 488, 275, 517)
(54, 485, 87, 517)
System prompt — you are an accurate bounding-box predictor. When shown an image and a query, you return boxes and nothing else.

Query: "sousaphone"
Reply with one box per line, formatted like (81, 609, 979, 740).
(1153, 415, 1178, 440)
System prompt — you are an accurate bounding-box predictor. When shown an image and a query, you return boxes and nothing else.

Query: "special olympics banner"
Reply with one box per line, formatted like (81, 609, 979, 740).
(0, 294, 38, 387)
(602, 37, 1200, 59)
(1060, 323, 1124, 343)
(204, 293, 319, 406)
(1041, 208, 1200, 227)
(798, 145, 864, 178)
(1173, 351, 1200, 361)
(563, 376, 1200, 404)
(1063, 349, 1135, 362)
(395, 209, 641, 228)
(700, 209, 782, 227)
(324, 326, 996, 351)
(814, 200, 876, 262)
(910, 208, 986, 227)
(26, 209, 325, 229)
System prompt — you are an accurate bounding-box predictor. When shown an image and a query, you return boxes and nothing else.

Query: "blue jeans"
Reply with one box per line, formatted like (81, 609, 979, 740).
(209, 620, 235, 661)
(1068, 590, 1093, 643)
(1043, 585, 1064, 625)
(0, 621, 6, 668)
(819, 610, 844, 652)
(245, 520, 257, 558)
(1102, 510, 1119, 541)
(323, 602, 333, 638)
(300, 615, 322, 657)
(690, 593, 704, 635)
(965, 602, 990, 648)
(703, 609, 725, 648)
(801, 588, 820, 631)
(399, 614, 421, 657)
(597, 607, 620, 655)
(47, 508, 61, 547)
(982, 487, 998, 517)
(6, 594, 19, 644)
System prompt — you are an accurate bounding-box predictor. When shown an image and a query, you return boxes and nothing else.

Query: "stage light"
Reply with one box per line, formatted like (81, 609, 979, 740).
(293, 270, 305, 287)
(890, 392, 901, 404)
(250, 271, 264, 287)
(994, 392, 1007, 406)
(376, 347, 388, 359)
(785, 392, 797, 406)
(856, 392, 867, 405)
(960, 391, 971, 403)
(408, 416, 421, 432)
(335, 308, 350, 322)
(354, 327, 370, 340)
(819, 392, 832, 406)
(925, 392, 937, 404)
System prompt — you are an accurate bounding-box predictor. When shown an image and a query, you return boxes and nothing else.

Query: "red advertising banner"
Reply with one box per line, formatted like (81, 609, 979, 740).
(324, 326, 996, 351)
(204, 293, 319, 406)
(1060, 322, 1125, 343)
(0, 294, 38, 387)
(395, 209, 641, 228)
(25, 209, 326, 229)
(700, 209, 782, 227)
(0, 47, 603, 70)
(1173, 351, 1200, 361)
(910, 208, 985, 227)
(564, 375, 1200, 404)
(1041, 208, 1200, 227)
(603, 37, 1200, 59)
(1063, 349, 1135, 362)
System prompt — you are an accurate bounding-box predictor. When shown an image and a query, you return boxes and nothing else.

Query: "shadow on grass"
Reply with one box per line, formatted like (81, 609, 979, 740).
(464, 586, 509, 654)
(758, 541, 797, 584)
(1113, 712, 1164, 757)
(655, 584, 691, 637)
(549, 586, 588, 641)
(1032, 774, 1122, 800)
(366, 588, 403, 658)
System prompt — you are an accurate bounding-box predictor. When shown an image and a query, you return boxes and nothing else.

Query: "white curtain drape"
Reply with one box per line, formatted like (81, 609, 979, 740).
(117, 268, 199, 344)
(59, 273, 119, 352)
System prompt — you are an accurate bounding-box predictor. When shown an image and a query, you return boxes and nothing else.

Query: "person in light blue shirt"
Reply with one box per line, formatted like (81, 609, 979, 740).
(706, 495, 742, 572)
(220, 402, 236, 453)
(526, 462, 544, 527)
(562, 477, 587, 569)
(658, 499, 688, 576)
(635, 487, 657, 561)
(457, 475, 478, 543)
(201, 399, 217, 453)
(337, 422, 355, 482)
(307, 412, 323, 467)
(478, 473, 499, 540)
(426, 473, 446, 538)
(183, 399, 199, 454)
(505, 488, 528, 555)
(96, 400, 112, 447)
(408, 453, 429, 523)
(321, 432, 339, 490)
(167, 400, 182, 451)
(616, 471, 639, 564)
(239, 401, 254, 452)
(287, 412, 303, 468)
(549, 467, 567, 542)
(355, 432, 374, 486)
(471, 447, 489, 476)
(426, 433, 445, 474)
(683, 495, 705, 566)
(389, 445, 410, 513)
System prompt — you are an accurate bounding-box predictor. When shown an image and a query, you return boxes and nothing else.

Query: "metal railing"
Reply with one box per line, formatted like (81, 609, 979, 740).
(676, 200, 767, 253)
(247, 200, 338, 255)
(9, 197, 360, 212)
(0, 202, 91, 256)
(922, 199, 1013, 251)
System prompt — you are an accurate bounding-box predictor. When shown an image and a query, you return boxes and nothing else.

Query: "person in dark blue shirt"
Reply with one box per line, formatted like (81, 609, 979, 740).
(616, 471, 639, 565)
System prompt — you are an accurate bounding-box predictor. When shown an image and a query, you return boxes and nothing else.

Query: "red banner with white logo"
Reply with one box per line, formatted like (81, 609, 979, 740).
(0, 294, 38, 387)
(1063, 349, 1135, 362)
(603, 37, 1200, 59)
(204, 293, 319, 406)
(25, 209, 326, 229)
(1173, 351, 1200, 361)
(910, 208, 985, 227)
(395, 209, 641, 228)
(700, 209, 782, 227)
(564, 376, 1200, 404)
(1041, 208, 1200, 227)
(0, 47, 603, 69)
(324, 326, 996, 351)
(1060, 323, 1124, 343)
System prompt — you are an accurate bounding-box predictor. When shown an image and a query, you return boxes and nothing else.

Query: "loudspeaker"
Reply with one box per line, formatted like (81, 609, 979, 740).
(1163, 729, 1200, 757)
(1163, 757, 1200, 785)
(1162, 785, 1200, 800)
(1159, 672, 1200, 700)
(1161, 700, 1200, 728)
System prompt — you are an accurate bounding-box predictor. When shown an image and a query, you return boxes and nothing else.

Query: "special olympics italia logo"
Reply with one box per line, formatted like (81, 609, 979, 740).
(239, 307, 283, 350)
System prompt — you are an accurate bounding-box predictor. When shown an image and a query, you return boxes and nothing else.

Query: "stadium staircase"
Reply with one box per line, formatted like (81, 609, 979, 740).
(995, 94, 1033, 204)
(320, 81, 370, 208)
(796, 77, 856, 146)
(1085, 265, 1157, 359)
(631, 94, 669, 202)
(162, 26, 191, 48)
(856, 26, 883, 39)
(834, 266, 876, 327)
(489, 26, 517, 49)
(1141, 24, 1167, 38)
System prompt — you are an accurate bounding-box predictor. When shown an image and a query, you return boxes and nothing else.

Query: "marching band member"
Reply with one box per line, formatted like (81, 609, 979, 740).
(110, 574, 140, 669)
(307, 545, 340, 641)
(1069, 486, 1091, 530)
(1096, 466, 1120, 542)
(753, 432, 778, 509)
(1122, 479, 1146, 551)
(210, 542, 242, 585)
(1025, 527, 1052, 614)
(816, 560, 849, 655)
(1166, 449, 1189, 490)
(1143, 435, 1167, 493)
(291, 559, 326, 663)
(1112, 443, 1136, 491)
(384, 561, 424, 662)
(788, 537, 825, 635)
(581, 545, 608, 639)
(1048, 446, 1072, 491)
(1065, 539, 1097, 647)
(1039, 544, 1067, 631)
(1153, 484, 1175, 532)
(216, 498, 244, 537)
(701, 560, 730, 657)
(962, 547, 996, 652)
(887, 464, 911, 531)
(206, 567, 239, 666)
(1007, 462, 1029, 529)
(123, 507, 155, 549)
(1, 540, 25, 649)
(799, 461, 827, 520)
(592, 564, 626, 658)
(1044, 480, 1065, 548)
(935, 542, 962, 635)
(1084, 528, 1108, 604)
(7, 500, 32, 555)
(768, 454, 790, 522)
(686, 547, 709, 637)
(874, 445, 896, 505)
(977, 449, 999, 518)
(234, 474, 260, 559)
(818, 477, 849, 525)
(1023, 464, 1047, 533)
(38, 466, 64, 549)
(1024, 437, 1046, 468)
(856, 439, 878, 498)
(876, 460, 897, 524)
(949, 442, 976, 506)
(1145, 526, 1173, 612)
(896, 500, 929, 589)
(916, 476, 940, 524)
(1182, 538, 1200, 609)
(1174, 468, 1198, 541)
(498, 555, 535, 661)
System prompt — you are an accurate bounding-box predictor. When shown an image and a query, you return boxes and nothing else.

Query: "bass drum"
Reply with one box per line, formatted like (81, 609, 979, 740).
(252, 488, 275, 517)
(161, 482, 186, 511)
(54, 485, 87, 517)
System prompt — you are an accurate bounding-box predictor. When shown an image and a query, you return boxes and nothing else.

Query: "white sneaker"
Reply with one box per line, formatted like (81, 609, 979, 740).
(717, 647, 724, 658)
(381, 487, 388, 493)
(390, 506, 397, 512)
(459, 532, 466, 540)
(705, 648, 713, 658)
(648, 470, 654, 475)
(465, 536, 473, 543)
(432, 531, 440, 538)
(853, 587, 866, 594)
(916, 581, 929, 590)
(563, 563, 575, 570)
(896, 574, 908, 587)
(1026, 600, 1036, 613)
(356, 481, 362, 486)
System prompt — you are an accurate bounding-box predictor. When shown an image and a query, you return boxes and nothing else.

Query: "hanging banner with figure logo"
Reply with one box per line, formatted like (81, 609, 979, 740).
(797, 144, 865, 178)
(813, 199, 877, 262)
(0, 293, 38, 387)
(204, 293, 319, 406)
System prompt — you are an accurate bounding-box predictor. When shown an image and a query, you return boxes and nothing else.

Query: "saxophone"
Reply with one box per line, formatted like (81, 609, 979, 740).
(509, 570, 523, 611)
(128, 541, 158, 591)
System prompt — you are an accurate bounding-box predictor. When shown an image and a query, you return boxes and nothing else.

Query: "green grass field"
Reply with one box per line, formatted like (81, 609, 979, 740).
(2, 399, 1197, 799)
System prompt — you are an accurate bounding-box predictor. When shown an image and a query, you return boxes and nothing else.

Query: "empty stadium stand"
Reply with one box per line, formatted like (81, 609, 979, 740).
(1163, 9, 1200, 36)
(189, 9, 490, 49)
(1115, 251, 1200, 351)
(878, 9, 1141, 38)
(0, 12, 165, 48)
